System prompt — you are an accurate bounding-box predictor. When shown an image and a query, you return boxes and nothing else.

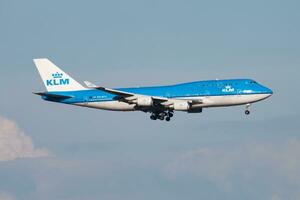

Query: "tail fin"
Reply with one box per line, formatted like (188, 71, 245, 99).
(33, 58, 86, 92)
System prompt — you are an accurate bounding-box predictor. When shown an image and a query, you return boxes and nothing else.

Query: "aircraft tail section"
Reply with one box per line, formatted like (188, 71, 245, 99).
(33, 58, 86, 92)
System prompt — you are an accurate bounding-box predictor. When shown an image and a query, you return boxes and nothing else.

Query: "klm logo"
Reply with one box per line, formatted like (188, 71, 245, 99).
(46, 72, 70, 86)
(222, 85, 235, 93)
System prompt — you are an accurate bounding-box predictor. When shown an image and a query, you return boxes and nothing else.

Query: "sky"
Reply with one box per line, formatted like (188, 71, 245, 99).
(0, 0, 300, 199)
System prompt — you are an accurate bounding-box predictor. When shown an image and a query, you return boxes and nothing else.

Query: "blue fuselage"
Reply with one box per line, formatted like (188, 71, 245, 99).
(42, 79, 273, 105)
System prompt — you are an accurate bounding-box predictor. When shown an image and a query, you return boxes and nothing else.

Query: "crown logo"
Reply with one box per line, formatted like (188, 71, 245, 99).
(222, 85, 235, 92)
(52, 72, 63, 79)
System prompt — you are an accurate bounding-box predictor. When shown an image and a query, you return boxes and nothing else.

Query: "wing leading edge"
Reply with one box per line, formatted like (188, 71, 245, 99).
(84, 81, 169, 103)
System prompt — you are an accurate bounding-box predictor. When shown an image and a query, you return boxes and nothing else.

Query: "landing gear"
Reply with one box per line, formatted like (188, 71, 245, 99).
(150, 115, 157, 120)
(165, 111, 173, 122)
(150, 110, 174, 121)
(159, 114, 165, 120)
(245, 104, 251, 115)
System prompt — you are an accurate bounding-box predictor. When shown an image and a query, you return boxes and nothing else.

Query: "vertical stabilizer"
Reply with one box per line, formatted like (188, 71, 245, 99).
(33, 58, 86, 92)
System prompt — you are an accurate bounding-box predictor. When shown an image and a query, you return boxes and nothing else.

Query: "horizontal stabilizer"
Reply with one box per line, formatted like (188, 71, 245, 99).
(33, 92, 73, 100)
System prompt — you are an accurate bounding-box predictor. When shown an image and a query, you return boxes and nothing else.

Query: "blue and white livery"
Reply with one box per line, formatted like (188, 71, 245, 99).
(34, 58, 273, 121)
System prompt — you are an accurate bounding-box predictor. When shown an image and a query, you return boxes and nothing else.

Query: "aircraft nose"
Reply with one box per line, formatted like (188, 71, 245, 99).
(263, 86, 273, 97)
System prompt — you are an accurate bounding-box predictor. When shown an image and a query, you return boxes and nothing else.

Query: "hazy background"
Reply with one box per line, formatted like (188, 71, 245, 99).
(0, 0, 299, 199)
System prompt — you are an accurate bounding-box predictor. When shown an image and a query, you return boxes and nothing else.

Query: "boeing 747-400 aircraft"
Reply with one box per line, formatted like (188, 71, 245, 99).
(33, 58, 273, 121)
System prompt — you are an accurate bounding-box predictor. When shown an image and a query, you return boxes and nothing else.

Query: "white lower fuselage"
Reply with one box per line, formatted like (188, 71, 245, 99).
(75, 93, 272, 112)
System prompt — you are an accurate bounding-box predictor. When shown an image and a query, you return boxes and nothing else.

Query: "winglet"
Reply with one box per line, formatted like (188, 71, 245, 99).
(84, 81, 97, 88)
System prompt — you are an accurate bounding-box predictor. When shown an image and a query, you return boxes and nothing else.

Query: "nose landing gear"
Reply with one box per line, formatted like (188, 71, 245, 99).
(245, 104, 251, 115)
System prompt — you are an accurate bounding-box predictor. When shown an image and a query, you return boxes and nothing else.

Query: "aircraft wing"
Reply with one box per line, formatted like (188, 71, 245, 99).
(84, 81, 204, 111)
(94, 86, 135, 98)
(84, 81, 169, 103)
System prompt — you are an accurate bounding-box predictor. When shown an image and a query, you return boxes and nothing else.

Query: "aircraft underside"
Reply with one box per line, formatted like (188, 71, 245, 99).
(74, 93, 271, 121)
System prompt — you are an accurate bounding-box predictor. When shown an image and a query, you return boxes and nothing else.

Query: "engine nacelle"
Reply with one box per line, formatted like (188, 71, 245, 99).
(188, 107, 203, 113)
(173, 102, 190, 111)
(136, 97, 153, 107)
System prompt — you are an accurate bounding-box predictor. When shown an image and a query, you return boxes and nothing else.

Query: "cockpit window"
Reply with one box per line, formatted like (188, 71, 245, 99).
(250, 81, 257, 84)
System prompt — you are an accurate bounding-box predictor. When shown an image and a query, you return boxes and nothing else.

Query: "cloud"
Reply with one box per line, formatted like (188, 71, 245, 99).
(165, 139, 300, 199)
(0, 115, 52, 161)
(0, 192, 15, 200)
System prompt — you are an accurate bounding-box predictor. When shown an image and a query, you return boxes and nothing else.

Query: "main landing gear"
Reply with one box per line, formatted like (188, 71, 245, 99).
(245, 104, 251, 115)
(150, 111, 174, 121)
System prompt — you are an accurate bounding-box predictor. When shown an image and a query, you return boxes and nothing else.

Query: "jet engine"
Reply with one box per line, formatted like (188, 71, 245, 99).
(188, 107, 203, 113)
(173, 102, 190, 111)
(136, 97, 153, 107)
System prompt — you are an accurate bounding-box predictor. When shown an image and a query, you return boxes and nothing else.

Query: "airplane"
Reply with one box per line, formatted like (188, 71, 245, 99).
(33, 58, 273, 121)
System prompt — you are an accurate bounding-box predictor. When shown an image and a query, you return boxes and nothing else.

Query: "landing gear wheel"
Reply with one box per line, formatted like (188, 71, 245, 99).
(150, 111, 174, 121)
(159, 116, 165, 120)
(150, 115, 157, 120)
(245, 110, 250, 115)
